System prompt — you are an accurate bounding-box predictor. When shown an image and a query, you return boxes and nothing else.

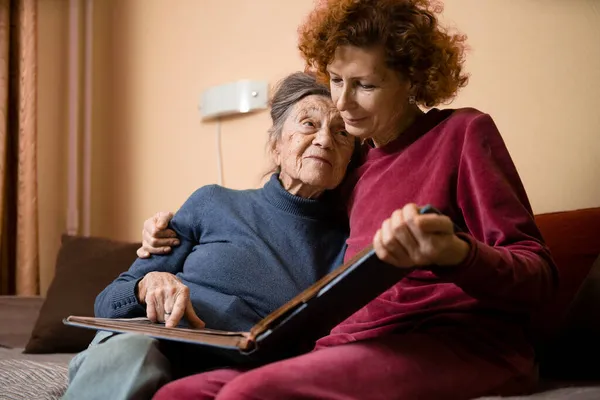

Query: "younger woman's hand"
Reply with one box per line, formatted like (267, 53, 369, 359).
(136, 211, 180, 258)
(373, 203, 470, 268)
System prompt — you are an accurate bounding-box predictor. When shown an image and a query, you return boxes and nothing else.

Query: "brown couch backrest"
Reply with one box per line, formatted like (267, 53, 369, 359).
(532, 207, 600, 342)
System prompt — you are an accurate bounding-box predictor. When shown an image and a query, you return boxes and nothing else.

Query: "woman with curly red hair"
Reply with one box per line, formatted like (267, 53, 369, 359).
(152, 0, 557, 398)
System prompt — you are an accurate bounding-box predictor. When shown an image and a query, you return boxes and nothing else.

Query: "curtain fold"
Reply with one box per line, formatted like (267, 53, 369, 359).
(0, 0, 39, 296)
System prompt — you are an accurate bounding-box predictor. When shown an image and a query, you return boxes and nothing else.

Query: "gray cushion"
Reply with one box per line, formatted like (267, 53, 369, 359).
(0, 359, 68, 399)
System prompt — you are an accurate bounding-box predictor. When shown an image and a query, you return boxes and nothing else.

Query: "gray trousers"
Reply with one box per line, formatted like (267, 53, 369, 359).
(61, 331, 172, 400)
(62, 330, 235, 400)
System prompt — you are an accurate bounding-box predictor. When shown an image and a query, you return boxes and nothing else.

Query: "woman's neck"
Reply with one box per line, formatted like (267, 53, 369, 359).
(371, 106, 424, 148)
(278, 174, 324, 199)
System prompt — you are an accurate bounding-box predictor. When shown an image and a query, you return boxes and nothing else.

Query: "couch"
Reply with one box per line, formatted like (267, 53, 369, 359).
(0, 207, 599, 399)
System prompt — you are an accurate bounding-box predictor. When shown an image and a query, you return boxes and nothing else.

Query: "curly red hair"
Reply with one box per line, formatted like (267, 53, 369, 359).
(298, 0, 469, 107)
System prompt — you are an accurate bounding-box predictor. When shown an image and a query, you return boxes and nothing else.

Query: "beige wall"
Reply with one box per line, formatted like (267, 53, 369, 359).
(38, 0, 600, 289)
(442, 0, 600, 214)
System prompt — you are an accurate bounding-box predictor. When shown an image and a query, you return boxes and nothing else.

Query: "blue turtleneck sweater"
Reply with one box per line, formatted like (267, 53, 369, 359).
(94, 174, 349, 331)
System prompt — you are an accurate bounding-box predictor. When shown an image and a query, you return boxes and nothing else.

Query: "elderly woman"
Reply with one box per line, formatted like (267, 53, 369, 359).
(61, 72, 355, 400)
(149, 1, 557, 399)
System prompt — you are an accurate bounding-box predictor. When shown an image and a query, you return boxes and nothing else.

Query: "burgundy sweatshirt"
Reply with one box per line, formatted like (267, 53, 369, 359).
(317, 108, 558, 366)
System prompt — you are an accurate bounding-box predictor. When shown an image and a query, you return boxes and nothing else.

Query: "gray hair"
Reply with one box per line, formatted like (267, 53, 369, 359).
(267, 72, 331, 147)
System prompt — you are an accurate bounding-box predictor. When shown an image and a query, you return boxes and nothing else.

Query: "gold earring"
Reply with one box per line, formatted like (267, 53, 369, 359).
(408, 95, 416, 104)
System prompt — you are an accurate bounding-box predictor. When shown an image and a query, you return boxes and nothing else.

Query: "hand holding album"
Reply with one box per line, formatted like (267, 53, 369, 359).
(373, 203, 468, 268)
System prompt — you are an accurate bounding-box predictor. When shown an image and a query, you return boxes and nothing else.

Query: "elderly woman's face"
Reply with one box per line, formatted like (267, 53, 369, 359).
(274, 95, 354, 198)
(327, 45, 413, 146)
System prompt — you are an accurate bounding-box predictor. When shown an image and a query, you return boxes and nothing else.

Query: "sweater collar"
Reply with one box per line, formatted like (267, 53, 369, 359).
(363, 108, 454, 161)
(262, 173, 336, 219)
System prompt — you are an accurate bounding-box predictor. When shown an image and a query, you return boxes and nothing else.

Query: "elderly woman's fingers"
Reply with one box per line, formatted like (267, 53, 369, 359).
(153, 290, 166, 323)
(162, 286, 179, 327)
(184, 300, 206, 329)
(145, 291, 158, 323)
(138, 272, 201, 327)
(166, 287, 189, 328)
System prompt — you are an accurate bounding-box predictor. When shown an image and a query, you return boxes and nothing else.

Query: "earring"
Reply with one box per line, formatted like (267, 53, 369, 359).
(408, 95, 416, 105)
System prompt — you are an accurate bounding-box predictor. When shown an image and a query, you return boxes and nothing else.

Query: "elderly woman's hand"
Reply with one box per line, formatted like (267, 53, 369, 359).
(136, 272, 205, 329)
(136, 211, 180, 258)
(373, 203, 470, 269)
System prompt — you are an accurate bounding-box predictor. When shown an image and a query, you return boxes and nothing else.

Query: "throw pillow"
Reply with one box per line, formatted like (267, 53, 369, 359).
(24, 235, 140, 353)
